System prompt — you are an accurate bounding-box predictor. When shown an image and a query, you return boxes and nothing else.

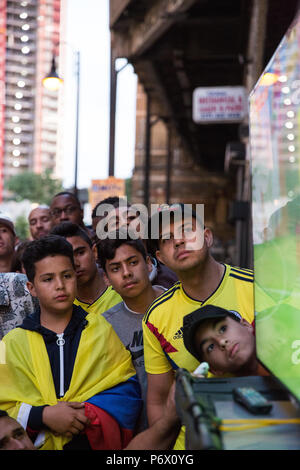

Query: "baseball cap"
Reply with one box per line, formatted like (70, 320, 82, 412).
(0, 213, 16, 236)
(182, 305, 242, 360)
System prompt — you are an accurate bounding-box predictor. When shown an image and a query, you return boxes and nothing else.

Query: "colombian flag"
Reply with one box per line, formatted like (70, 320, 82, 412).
(85, 376, 142, 449)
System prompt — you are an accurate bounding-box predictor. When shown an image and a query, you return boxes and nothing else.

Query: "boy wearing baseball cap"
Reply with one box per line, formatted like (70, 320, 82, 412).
(182, 305, 267, 377)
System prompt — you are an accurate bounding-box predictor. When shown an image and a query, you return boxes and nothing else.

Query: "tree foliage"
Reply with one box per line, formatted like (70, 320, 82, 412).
(6, 169, 63, 205)
(125, 177, 132, 203)
(14, 215, 30, 241)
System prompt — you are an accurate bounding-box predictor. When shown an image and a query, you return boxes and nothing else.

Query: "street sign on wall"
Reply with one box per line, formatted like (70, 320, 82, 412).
(192, 86, 247, 124)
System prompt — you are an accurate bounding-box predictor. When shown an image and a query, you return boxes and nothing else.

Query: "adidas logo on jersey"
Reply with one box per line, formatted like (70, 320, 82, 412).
(173, 328, 183, 340)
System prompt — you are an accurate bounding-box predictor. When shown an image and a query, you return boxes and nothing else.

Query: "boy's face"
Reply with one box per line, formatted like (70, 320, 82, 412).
(105, 244, 152, 300)
(194, 316, 255, 376)
(156, 216, 210, 274)
(66, 236, 98, 287)
(27, 255, 76, 315)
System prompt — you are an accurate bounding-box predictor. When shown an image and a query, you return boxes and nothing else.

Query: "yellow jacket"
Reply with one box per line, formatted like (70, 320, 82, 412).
(0, 312, 136, 450)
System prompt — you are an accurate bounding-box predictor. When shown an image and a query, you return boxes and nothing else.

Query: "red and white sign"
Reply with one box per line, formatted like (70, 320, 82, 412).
(193, 86, 247, 124)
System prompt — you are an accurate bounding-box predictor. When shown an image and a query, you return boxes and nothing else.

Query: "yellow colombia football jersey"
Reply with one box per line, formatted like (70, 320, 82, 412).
(142, 264, 254, 450)
(74, 285, 122, 316)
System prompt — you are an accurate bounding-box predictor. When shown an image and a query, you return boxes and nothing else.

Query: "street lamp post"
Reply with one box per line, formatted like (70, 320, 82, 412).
(43, 49, 80, 198)
(73, 50, 80, 198)
(109, 52, 117, 177)
(109, 54, 129, 177)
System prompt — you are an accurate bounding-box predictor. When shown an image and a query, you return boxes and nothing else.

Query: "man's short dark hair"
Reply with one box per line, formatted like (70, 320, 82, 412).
(51, 191, 81, 208)
(51, 222, 92, 247)
(21, 235, 75, 282)
(0, 409, 8, 419)
(97, 230, 147, 272)
(92, 196, 129, 219)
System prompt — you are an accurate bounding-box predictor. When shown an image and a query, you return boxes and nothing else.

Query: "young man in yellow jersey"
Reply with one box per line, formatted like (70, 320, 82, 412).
(51, 222, 121, 315)
(142, 203, 254, 449)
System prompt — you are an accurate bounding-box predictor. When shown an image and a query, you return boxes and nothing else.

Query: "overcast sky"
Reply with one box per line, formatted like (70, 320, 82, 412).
(62, 0, 137, 190)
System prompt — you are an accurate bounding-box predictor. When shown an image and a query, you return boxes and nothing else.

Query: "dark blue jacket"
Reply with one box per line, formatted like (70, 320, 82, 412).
(19, 305, 88, 430)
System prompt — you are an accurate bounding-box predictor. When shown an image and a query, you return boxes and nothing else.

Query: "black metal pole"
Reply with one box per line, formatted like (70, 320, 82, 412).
(109, 49, 117, 177)
(74, 50, 80, 198)
(166, 122, 172, 204)
(144, 91, 151, 208)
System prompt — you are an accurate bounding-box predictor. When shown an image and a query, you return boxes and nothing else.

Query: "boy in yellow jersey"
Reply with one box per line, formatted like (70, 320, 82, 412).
(142, 203, 254, 449)
(51, 222, 121, 315)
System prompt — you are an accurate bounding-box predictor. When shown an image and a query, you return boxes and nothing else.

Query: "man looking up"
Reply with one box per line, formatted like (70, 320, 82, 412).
(28, 205, 53, 240)
(51, 222, 121, 315)
(50, 192, 93, 238)
(97, 231, 166, 431)
(0, 409, 35, 450)
(0, 213, 17, 273)
(142, 203, 254, 449)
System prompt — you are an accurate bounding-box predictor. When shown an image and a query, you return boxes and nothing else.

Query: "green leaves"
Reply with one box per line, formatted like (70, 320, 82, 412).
(6, 169, 63, 205)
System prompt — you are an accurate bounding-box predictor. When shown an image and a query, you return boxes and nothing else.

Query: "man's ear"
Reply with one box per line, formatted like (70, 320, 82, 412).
(26, 281, 37, 298)
(203, 227, 213, 249)
(240, 317, 253, 333)
(91, 242, 98, 260)
(146, 255, 152, 273)
(103, 271, 111, 287)
(155, 249, 163, 264)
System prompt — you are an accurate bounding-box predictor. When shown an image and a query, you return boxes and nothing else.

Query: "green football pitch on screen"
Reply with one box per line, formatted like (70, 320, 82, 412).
(250, 12, 300, 402)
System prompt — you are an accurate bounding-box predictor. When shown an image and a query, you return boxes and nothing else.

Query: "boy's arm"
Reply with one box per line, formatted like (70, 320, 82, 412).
(126, 381, 180, 450)
(142, 316, 175, 425)
(146, 370, 174, 426)
(26, 402, 89, 438)
(42, 402, 89, 438)
(27, 402, 89, 438)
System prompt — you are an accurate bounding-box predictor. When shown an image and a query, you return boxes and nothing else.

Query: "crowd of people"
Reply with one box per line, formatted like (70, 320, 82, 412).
(0, 192, 260, 451)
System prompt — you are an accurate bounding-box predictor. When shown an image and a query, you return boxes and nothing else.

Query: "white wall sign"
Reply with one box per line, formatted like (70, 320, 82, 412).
(192, 86, 247, 123)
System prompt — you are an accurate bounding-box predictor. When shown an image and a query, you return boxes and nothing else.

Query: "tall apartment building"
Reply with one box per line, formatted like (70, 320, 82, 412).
(0, 0, 67, 202)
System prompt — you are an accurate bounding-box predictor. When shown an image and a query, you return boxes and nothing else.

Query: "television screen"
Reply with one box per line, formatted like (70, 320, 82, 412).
(249, 12, 300, 402)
